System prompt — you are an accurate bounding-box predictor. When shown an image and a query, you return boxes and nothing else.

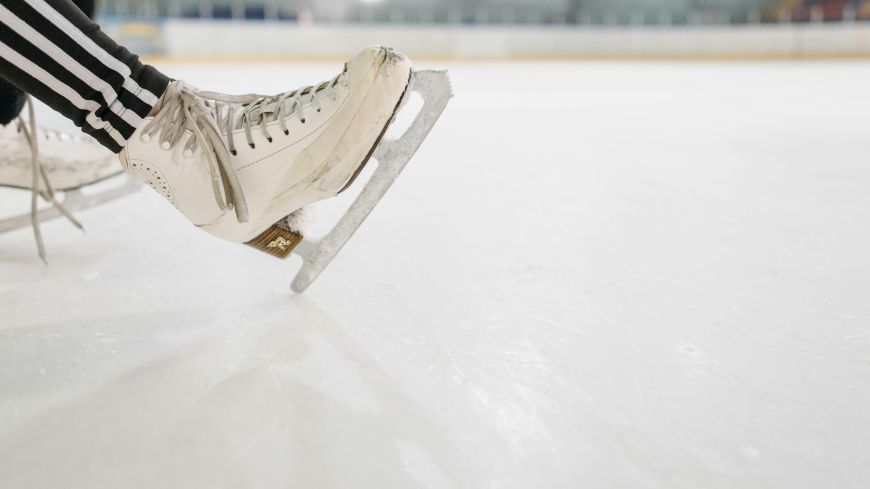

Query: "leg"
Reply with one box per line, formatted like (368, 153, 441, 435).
(0, 0, 165, 260)
(0, 0, 169, 152)
(0, 0, 98, 126)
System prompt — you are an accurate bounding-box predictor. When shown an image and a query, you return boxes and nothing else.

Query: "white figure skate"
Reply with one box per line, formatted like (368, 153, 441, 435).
(0, 97, 139, 261)
(120, 46, 451, 292)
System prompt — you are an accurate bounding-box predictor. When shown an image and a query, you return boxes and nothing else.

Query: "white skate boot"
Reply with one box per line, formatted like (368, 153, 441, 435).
(121, 46, 451, 292)
(0, 97, 138, 262)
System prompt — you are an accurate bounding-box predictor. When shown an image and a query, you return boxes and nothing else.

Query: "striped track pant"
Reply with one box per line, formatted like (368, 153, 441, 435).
(0, 0, 169, 152)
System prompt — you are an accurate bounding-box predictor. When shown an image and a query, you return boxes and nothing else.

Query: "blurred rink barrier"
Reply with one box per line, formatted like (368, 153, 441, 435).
(97, 0, 870, 60)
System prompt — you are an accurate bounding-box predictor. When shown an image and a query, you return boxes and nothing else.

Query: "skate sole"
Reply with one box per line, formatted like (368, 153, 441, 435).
(337, 70, 413, 194)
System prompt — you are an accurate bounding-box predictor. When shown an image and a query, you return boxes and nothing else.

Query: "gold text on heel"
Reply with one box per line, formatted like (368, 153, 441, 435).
(246, 225, 304, 259)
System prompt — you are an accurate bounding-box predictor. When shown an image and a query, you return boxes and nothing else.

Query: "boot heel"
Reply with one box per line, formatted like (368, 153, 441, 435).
(245, 223, 304, 259)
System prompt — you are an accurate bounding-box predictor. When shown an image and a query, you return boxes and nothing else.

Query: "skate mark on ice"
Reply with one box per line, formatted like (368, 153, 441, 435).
(521, 310, 599, 340)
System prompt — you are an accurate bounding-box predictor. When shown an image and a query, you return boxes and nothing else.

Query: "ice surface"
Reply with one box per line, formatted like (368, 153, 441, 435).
(2, 61, 870, 488)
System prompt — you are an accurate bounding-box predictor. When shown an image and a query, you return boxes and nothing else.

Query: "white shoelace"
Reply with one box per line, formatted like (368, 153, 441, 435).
(138, 71, 344, 224)
(19, 96, 83, 263)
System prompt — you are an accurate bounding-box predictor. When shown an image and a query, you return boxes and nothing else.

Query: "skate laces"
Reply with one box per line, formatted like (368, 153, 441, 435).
(139, 81, 250, 223)
(209, 71, 344, 156)
(18, 96, 83, 263)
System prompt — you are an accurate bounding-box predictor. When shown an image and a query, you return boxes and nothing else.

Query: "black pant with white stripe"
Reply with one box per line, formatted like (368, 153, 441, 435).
(0, 0, 93, 125)
(0, 0, 170, 153)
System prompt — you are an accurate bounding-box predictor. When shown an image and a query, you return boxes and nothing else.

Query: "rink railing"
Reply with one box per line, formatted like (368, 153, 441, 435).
(101, 20, 870, 60)
(97, 1, 870, 27)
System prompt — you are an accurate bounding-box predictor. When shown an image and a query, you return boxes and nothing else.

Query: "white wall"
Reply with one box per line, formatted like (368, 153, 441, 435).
(157, 21, 870, 59)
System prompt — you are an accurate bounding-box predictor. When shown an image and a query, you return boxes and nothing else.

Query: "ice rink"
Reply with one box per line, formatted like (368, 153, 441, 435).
(2, 60, 870, 488)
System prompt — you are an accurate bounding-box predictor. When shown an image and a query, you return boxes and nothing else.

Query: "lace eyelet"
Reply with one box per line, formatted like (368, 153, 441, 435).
(249, 143, 256, 149)
(230, 150, 238, 156)
(317, 109, 321, 113)
(267, 137, 273, 143)
(301, 119, 306, 124)
(283, 130, 289, 135)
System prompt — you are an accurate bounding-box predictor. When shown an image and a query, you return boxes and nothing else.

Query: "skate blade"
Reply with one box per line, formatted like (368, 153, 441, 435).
(281, 70, 452, 293)
(0, 175, 141, 234)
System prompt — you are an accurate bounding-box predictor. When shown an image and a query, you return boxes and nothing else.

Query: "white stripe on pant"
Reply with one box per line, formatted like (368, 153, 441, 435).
(0, 0, 170, 152)
(0, 3, 144, 130)
(20, 0, 159, 107)
(0, 40, 128, 147)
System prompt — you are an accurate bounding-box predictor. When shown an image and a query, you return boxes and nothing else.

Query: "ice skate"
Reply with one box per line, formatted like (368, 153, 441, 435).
(120, 46, 452, 292)
(0, 97, 139, 262)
